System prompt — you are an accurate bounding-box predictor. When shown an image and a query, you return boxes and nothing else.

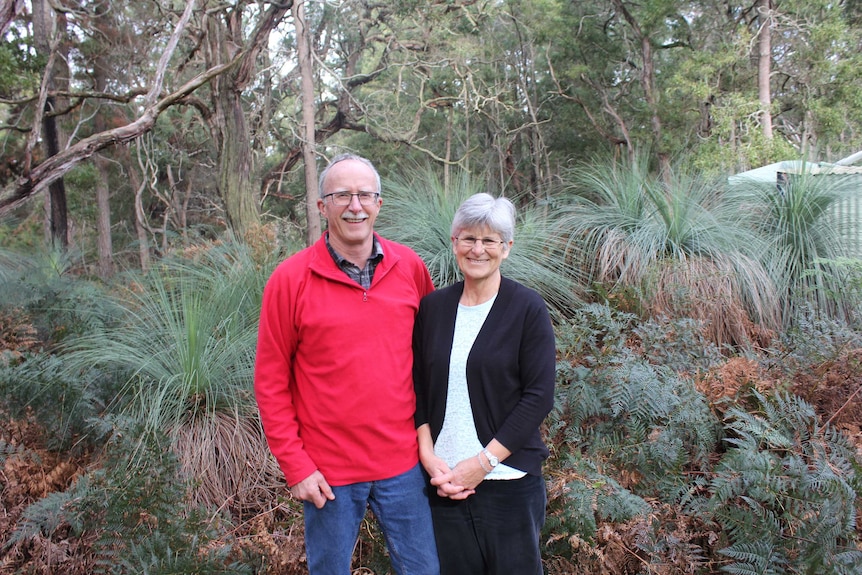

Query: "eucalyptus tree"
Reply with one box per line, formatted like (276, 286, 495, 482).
(0, 1, 292, 252)
(765, 0, 862, 160)
(31, 0, 70, 250)
(260, 0, 578, 217)
(672, 0, 862, 171)
(534, 0, 696, 172)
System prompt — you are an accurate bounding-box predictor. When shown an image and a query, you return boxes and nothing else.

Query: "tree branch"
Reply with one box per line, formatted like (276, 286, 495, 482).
(0, 57, 240, 214)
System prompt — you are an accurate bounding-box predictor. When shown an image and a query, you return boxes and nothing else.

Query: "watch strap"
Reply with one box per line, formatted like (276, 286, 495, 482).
(482, 448, 499, 468)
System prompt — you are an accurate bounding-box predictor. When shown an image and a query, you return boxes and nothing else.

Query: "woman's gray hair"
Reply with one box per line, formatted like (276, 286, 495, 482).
(451, 193, 515, 245)
(318, 153, 382, 199)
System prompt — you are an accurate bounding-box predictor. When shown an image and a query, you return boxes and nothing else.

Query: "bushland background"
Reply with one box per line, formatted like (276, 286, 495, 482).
(1, 1, 861, 573)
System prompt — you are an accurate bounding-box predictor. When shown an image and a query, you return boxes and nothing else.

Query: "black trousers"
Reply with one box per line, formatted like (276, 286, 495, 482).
(429, 473, 546, 575)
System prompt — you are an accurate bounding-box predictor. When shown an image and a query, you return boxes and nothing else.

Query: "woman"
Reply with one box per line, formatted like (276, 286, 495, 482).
(413, 193, 557, 575)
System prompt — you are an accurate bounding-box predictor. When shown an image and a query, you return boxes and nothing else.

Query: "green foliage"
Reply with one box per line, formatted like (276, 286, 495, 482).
(69, 421, 255, 575)
(57, 239, 280, 510)
(732, 170, 859, 325)
(376, 166, 474, 288)
(554, 302, 636, 365)
(0, 247, 118, 346)
(6, 480, 85, 549)
(544, 453, 650, 543)
(61, 240, 266, 437)
(6, 421, 259, 574)
(0, 352, 112, 452)
(767, 304, 862, 372)
(0, 26, 42, 97)
(634, 315, 725, 374)
(809, 257, 862, 322)
(555, 152, 780, 347)
(709, 391, 862, 574)
(589, 359, 720, 499)
(553, 303, 721, 502)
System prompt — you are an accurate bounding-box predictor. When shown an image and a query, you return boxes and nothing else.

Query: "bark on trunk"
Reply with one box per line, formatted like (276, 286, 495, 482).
(94, 155, 113, 277)
(32, 0, 68, 250)
(129, 161, 151, 272)
(217, 88, 259, 237)
(757, 0, 774, 140)
(294, 0, 321, 247)
(43, 97, 68, 250)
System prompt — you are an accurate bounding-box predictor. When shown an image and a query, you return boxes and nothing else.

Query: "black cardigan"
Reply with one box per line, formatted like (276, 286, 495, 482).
(413, 276, 556, 476)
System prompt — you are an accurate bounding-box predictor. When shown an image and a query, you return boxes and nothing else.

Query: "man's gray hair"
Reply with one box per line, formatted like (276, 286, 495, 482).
(451, 193, 515, 245)
(318, 153, 382, 199)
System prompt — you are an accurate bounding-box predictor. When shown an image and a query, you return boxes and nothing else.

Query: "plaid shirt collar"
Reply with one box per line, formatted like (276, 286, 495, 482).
(325, 232, 384, 290)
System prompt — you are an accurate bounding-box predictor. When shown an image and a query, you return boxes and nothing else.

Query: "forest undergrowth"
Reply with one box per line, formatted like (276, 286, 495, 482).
(2, 308, 861, 574)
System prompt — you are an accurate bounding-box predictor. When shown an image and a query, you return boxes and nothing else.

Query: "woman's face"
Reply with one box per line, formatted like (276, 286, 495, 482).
(451, 225, 512, 283)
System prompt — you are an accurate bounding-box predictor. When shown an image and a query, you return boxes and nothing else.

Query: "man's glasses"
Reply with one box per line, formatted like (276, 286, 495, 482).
(323, 192, 380, 206)
(455, 236, 505, 250)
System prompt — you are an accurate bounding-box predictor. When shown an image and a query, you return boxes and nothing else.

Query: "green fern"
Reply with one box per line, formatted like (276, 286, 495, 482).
(710, 391, 862, 574)
(544, 453, 650, 543)
(718, 539, 785, 575)
(0, 352, 112, 452)
(563, 356, 720, 500)
(634, 315, 725, 373)
(555, 302, 637, 364)
(65, 418, 257, 574)
(5, 481, 85, 549)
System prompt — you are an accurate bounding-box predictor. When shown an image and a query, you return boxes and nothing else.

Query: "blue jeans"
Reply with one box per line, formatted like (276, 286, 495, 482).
(303, 463, 440, 575)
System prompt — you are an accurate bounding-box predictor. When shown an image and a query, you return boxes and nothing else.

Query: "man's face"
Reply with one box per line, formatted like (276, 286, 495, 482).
(317, 159, 382, 250)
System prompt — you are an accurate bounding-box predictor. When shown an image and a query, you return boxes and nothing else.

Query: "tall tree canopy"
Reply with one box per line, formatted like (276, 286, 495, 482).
(1, 0, 861, 267)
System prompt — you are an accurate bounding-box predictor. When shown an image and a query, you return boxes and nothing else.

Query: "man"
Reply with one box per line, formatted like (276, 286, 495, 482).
(254, 154, 439, 575)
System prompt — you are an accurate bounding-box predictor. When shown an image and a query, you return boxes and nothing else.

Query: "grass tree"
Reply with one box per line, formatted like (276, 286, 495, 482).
(376, 164, 584, 319)
(730, 170, 861, 326)
(555, 153, 780, 349)
(61, 239, 281, 514)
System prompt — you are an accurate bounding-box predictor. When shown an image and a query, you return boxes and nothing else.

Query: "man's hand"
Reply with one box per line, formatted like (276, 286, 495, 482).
(290, 470, 335, 509)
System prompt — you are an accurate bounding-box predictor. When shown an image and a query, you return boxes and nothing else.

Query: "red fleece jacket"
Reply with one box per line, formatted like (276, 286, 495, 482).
(254, 233, 434, 487)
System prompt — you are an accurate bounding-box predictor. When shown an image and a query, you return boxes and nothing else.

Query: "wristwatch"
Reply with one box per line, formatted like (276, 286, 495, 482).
(482, 448, 499, 468)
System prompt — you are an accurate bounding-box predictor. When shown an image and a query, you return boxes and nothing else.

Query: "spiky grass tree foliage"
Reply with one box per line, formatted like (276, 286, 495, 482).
(710, 391, 862, 574)
(556, 154, 780, 348)
(376, 165, 584, 318)
(61, 240, 281, 513)
(730, 171, 860, 327)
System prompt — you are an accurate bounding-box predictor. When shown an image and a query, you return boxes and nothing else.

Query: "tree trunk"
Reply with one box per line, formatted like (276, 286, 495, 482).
(92, 5, 113, 277)
(32, 0, 68, 250)
(757, 0, 774, 140)
(43, 98, 68, 250)
(129, 159, 151, 272)
(94, 155, 113, 277)
(611, 0, 671, 177)
(294, 0, 321, 247)
(205, 3, 292, 239)
(217, 87, 259, 237)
